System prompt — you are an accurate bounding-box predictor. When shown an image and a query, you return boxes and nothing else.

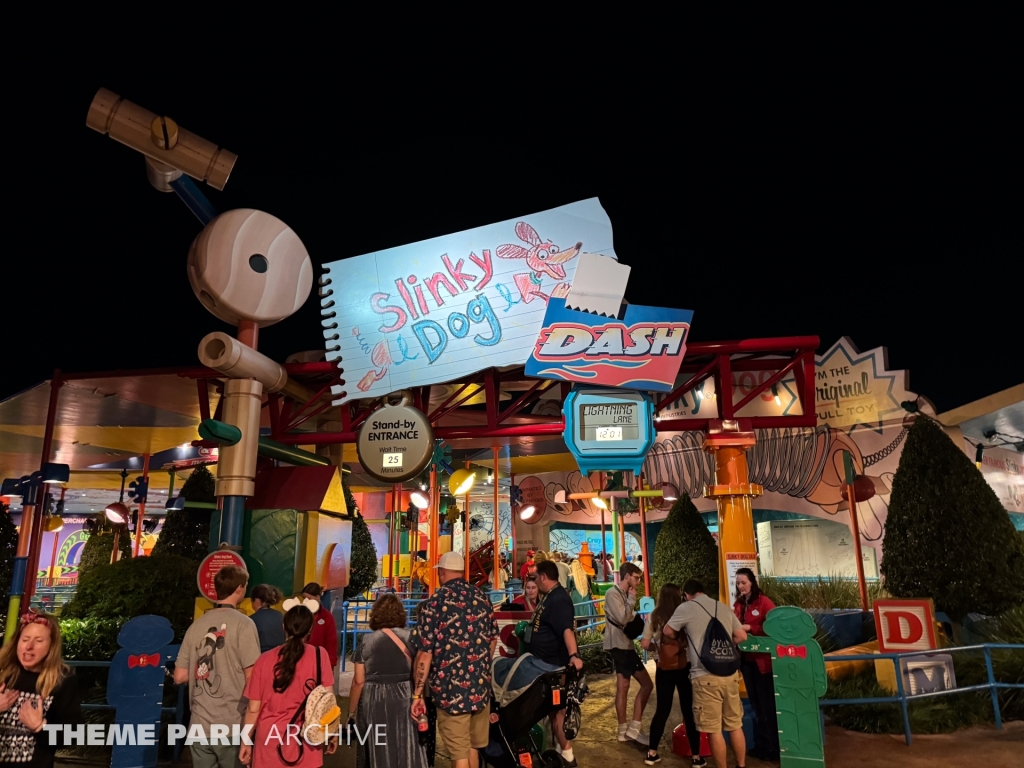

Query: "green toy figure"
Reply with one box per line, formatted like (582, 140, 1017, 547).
(739, 606, 827, 768)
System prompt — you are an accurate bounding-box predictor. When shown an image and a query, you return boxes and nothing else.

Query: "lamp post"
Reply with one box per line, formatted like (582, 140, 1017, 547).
(3, 462, 69, 641)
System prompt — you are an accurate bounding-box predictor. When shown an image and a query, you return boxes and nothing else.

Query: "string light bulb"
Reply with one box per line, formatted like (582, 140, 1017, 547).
(772, 384, 781, 407)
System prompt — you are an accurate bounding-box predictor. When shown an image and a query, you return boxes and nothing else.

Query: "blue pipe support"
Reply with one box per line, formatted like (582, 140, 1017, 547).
(985, 646, 1002, 729)
(170, 176, 218, 226)
(220, 496, 246, 548)
(9, 558, 27, 597)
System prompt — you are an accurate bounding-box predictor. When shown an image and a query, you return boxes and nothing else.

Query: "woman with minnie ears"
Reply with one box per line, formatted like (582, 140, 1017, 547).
(0, 611, 83, 768)
(733, 568, 779, 762)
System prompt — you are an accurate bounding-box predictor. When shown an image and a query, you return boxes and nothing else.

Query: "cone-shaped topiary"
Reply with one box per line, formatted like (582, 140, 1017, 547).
(77, 521, 133, 577)
(344, 481, 378, 600)
(653, 493, 719, 598)
(151, 465, 214, 562)
(882, 416, 1024, 621)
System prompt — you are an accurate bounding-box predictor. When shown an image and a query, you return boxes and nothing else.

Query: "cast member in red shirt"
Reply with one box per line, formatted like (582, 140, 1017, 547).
(519, 550, 536, 581)
(301, 582, 338, 669)
(733, 568, 778, 761)
(511, 576, 540, 612)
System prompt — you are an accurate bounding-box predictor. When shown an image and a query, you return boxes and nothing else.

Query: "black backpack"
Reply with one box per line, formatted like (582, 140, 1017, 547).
(685, 600, 741, 677)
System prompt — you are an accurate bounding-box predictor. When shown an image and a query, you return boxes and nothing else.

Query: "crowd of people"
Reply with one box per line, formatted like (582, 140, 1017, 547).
(0, 549, 780, 768)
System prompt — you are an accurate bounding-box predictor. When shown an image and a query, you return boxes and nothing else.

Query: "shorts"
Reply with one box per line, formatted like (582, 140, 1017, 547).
(691, 672, 743, 734)
(436, 704, 491, 761)
(609, 647, 643, 678)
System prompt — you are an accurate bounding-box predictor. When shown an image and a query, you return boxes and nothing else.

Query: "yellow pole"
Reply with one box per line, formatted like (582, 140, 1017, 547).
(703, 424, 763, 605)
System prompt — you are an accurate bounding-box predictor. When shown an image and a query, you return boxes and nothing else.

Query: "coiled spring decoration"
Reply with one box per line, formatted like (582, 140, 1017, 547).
(644, 425, 906, 501)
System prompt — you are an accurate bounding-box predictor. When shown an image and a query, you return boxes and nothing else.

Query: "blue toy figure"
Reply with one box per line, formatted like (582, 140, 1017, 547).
(106, 615, 178, 768)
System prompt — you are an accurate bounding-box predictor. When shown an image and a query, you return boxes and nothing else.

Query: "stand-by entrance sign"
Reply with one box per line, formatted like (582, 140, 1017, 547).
(357, 398, 435, 483)
(197, 549, 246, 602)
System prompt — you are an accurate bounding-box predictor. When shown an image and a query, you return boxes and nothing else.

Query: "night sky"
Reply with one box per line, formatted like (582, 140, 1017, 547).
(6, 33, 1019, 413)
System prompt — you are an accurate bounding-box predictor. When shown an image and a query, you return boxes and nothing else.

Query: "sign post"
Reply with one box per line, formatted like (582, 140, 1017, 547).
(197, 549, 247, 602)
(842, 451, 870, 612)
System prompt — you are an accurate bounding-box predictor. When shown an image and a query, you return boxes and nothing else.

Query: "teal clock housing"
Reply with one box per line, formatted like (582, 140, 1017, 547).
(562, 387, 656, 475)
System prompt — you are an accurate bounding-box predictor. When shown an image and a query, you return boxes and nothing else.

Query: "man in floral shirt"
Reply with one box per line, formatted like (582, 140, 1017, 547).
(411, 552, 499, 768)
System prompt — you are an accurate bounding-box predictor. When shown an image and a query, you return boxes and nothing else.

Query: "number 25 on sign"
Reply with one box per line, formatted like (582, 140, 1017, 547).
(383, 453, 403, 467)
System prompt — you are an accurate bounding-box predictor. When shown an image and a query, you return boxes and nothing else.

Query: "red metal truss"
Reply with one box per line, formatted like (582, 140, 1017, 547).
(55, 337, 819, 448)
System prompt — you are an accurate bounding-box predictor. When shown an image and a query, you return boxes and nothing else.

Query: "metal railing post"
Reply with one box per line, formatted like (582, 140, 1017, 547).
(984, 645, 1002, 730)
(892, 657, 912, 746)
(340, 601, 349, 672)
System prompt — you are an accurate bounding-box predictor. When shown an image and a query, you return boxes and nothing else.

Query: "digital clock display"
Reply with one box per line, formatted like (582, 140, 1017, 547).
(579, 402, 639, 442)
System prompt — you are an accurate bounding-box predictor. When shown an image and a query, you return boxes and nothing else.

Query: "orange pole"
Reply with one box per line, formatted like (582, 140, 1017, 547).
(132, 454, 150, 557)
(637, 474, 651, 596)
(390, 483, 400, 590)
(842, 451, 870, 612)
(704, 424, 762, 605)
(492, 447, 501, 591)
(510, 472, 517, 581)
(848, 483, 870, 612)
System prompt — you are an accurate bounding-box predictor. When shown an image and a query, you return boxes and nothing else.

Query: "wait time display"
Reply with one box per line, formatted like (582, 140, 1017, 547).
(579, 403, 640, 442)
(563, 388, 657, 475)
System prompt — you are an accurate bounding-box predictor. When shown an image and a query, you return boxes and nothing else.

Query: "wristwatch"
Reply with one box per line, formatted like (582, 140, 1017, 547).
(569, 653, 581, 660)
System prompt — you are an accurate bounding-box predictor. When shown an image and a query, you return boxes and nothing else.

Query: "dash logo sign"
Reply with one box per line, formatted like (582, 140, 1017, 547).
(873, 599, 938, 653)
(525, 298, 693, 391)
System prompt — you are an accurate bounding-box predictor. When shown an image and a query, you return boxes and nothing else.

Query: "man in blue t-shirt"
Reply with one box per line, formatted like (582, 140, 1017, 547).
(526, 560, 584, 767)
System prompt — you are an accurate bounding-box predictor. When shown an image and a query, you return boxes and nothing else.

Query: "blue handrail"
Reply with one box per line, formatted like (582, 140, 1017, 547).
(820, 643, 1024, 746)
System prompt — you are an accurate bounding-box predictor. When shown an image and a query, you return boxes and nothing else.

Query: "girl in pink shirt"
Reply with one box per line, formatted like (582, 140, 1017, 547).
(240, 605, 336, 768)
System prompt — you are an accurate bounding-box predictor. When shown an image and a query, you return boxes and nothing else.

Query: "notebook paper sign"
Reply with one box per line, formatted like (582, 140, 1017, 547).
(320, 198, 618, 405)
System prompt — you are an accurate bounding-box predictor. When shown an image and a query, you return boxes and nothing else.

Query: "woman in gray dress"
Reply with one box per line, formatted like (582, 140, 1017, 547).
(349, 593, 427, 768)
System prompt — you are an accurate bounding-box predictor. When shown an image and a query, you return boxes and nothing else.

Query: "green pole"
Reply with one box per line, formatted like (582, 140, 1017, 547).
(611, 509, 621, 571)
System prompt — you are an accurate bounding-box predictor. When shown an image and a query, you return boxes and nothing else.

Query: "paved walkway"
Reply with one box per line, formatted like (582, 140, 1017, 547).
(314, 662, 1022, 768)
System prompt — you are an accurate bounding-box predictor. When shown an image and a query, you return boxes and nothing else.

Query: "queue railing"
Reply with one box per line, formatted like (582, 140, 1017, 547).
(819, 643, 1024, 746)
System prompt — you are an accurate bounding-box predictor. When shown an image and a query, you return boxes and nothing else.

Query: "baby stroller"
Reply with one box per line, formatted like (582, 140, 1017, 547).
(481, 654, 589, 768)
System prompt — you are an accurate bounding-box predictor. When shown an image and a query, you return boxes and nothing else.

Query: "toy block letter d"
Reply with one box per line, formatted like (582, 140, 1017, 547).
(884, 611, 924, 645)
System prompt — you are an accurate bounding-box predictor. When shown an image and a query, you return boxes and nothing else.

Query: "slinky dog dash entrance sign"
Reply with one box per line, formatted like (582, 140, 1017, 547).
(357, 394, 435, 483)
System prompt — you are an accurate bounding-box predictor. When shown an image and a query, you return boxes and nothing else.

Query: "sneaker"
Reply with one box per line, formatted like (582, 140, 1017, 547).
(617, 724, 629, 742)
(644, 752, 662, 765)
(625, 723, 650, 746)
(691, 757, 707, 768)
(561, 758, 578, 768)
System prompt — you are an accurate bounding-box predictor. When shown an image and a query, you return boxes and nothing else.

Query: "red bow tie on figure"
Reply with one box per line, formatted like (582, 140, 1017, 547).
(777, 645, 807, 659)
(128, 653, 161, 668)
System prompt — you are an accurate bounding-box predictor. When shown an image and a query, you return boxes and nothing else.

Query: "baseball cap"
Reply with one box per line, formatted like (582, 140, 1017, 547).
(527, 550, 535, 557)
(435, 551, 465, 571)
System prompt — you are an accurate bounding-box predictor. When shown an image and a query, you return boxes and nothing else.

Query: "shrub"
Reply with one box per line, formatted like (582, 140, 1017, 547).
(759, 574, 889, 610)
(62, 554, 199, 641)
(882, 417, 1024, 621)
(344, 482, 378, 600)
(151, 466, 214, 561)
(77, 528, 132, 579)
(59, 617, 125, 661)
(652, 493, 718, 598)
